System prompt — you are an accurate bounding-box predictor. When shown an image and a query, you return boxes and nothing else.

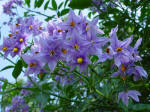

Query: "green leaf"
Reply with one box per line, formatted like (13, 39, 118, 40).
(64, 0, 69, 8)
(61, 8, 70, 16)
(36, 0, 44, 8)
(44, 0, 50, 10)
(25, 0, 31, 7)
(0, 66, 14, 72)
(130, 104, 150, 111)
(52, 0, 57, 10)
(69, 0, 91, 9)
(2, 80, 8, 90)
(12, 60, 23, 79)
(34, 0, 38, 8)
(58, 2, 64, 9)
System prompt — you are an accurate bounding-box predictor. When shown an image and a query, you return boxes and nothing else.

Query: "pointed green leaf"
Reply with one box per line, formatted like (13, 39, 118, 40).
(25, 0, 31, 7)
(12, 60, 23, 79)
(37, 0, 44, 8)
(58, 2, 64, 9)
(52, 0, 57, 10)
(69, 0, 91, 9)
(61, 8, 70, 16)
(44, 0, 50, 10)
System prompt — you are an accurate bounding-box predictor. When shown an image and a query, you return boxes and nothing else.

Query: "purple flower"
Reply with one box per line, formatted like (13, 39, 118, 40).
(128, 65, 148, 81)
(69, 51, 91, 72)
(24, 17, 44, 36)
(129, 38, 142, 62)
(109, 26, 133, 67)
(0, 38, 14, 58)
(59, 9, 80, 36)
(22, 54, 44, 75)
(3, 0, 23, 16)
(65, 30, 89, 53)
(118, 90, 141, 106)
(39, 37, 64, 72)
(6, 95, 29, 112)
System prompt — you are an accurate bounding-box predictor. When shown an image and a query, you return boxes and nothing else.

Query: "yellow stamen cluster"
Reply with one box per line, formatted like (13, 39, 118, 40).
(122, 77, 126, 81)
(16, 24, 19, 27)
(106, 48, 110, 54)
(29, 25, 33, 29)
(121, 64, 126, 71)
(86, 27, 90, 31)
(61, 48, 67, 54)
(77, 57, 83, 64)
(19, 38, 24, 43)
(9, 34, 13, 37)
(13, 48, 18, 52)
(50, 50, 55, 56)
(116, 48, 122, 52)
(70, 21, 75, 27)
(38, 26, 42, 30)
(29, 62, 36, 67)
(2, 47, 8, 51)
(58, 29, 62, 33)
(74, 44, 79, 50)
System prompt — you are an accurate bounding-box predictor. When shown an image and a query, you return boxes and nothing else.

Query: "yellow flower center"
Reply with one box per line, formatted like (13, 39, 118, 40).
(70, 21, 75, 27)
(50, 50, 55, 56)
(38, 26, 42, 30)
(86, 22, 88, 26)
(61, 48, 67, 54)
(74, 44, 79, 50)
(121, 64, 126, 71)
(116, 48, 122, 52)
(122, 76, 126, 81)
(13, 48, 18, 52)
(2, 47, 8, 51)
(19, 38, 24, 42)
(16, 24, 19, 27)
(77, 57, 83, 64)
(106, 48, 110, 54)
(9, 34, 13, 37)
(86, 27, 90, 31)
(58, 29, 62, 32)
(29, 62, 36, 67)
(29, 25, 33, 29)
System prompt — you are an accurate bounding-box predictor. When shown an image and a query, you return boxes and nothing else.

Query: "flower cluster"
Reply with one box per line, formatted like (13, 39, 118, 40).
(5, 96, 29, 112)
(3, 0, 23, 16)
(21, 9, 107, 76)
(103, 26, 147, 105)
(0, 17, 44, 58)
(0, 9, 148, 107)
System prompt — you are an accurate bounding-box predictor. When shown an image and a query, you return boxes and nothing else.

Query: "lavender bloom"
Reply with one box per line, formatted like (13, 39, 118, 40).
(24, 17, 44, 36)
(129, 38, 142, 62)
(118, 90, 141, 106)
(109, 26, 133, 67)
(69, 51, 91, 72)
(3, 0, 23, 16)
(128, 65, 148, 81)
(22, 54, 44, 75)
(6, 96, 29, 112)
(111, 62, 148, 81)
(0, 38, 14, 58)
(65, 30, 89, 53)
(59, 9, 81, 36)
(39, 37, 64, 72)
